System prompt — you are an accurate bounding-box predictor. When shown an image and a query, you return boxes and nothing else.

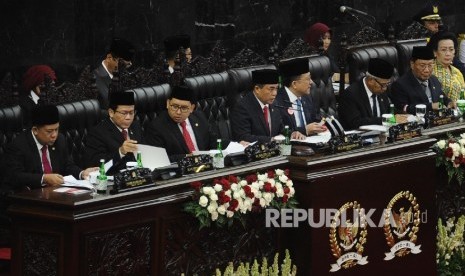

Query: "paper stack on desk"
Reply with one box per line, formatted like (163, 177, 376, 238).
(193, 141, 247, 156)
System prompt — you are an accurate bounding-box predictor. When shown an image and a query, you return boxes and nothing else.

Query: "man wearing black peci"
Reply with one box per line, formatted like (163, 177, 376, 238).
(275, 57, 326, 136)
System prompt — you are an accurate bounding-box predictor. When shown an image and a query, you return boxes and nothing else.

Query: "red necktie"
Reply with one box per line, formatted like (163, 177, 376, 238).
(180, 121, 196, 153)
(41, 145, 52, 174)
(122, 129, 128, 140)
(263, 105, 270, 132)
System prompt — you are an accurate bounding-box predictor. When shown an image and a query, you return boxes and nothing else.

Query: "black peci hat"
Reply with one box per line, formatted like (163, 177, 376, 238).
(109, 92, 135, 106)
(367, 58, 394, 79)
(278, 58, 310, 78)
(252, 69, 279, 84)
(31, 105, 59, 126)
(110, 38, 135, 61)
(411, 46, 435, 60)
(164, 35, 191, 52)
(170, 85, 196, 104)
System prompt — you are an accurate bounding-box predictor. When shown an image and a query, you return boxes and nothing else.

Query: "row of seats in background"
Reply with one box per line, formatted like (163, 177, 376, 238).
(0, 38, 427, 170)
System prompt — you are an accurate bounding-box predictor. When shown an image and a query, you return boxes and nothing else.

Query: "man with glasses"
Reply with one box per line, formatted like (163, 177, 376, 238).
(390, 46, 451, 115)
(276, 57, 326, 136)
(4, 105, 97, 191)
(145, 85, 221, 162)
(338, 58, 394, 130)
(94, 37, 135, 109)
(83, 91, 144, 167)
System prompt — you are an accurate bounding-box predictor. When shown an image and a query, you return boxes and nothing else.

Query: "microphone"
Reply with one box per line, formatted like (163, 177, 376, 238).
(339, 6, 369, 17)
(274, 104, 302, 112)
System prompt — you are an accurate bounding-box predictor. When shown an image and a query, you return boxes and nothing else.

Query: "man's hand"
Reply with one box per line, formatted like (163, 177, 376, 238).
(432, 102, 439, 110)
(120, 139, 138, 155)
(43, 174, 64, 186)
(306, 123, 327, 135)
(81, 167, 98, 180)
(291, 131, 306, 140)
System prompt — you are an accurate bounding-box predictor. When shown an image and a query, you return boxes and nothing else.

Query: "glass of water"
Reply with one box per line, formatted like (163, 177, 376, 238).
(415, 104, 426, 122)
(382, 114, 393, 127)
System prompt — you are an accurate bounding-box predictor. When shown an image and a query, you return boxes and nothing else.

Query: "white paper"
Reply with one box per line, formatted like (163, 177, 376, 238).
(292, 131, 331, 144)
(62, 175, 94, 190)
(344, 130, 365, 135)
(88, 171, 114, 184)
(104, 159, 113, 173)
(54, 187, 91, 194)
(359, 125, 388, 132)
(137, 144, 171, 171)
(193, 141, 247, 157)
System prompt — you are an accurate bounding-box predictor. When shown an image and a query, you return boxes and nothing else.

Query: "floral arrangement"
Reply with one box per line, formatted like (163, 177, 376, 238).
(214, 249, 297, 276)
(437, 216, 465, 275)
(433, 133, 465, 184)
(184, 169, 298, 229)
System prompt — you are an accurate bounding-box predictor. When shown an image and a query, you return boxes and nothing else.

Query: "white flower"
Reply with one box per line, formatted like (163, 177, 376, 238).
(233, 191, 241, 199)
(217, 205, 226, 215)
(258, 173, 267, 181)
(276, 188, 284, 197)
(461, 133, 465, 139)
(286, 180, 293, 187)
(275, 182, 283, 190)
(450, 143, 461, 157)
(263, 193, 273, 203)
(211, 211, 219, 221)
(268, 178, 275, 185)
(289, 187, 295, 196)
(210, 193, 218, 201)
(227, 211, 234, 218)
(437, 140, 446, 149)
(207, 204, 216, 214)
(213, 184, 223, 192)
(239, 180, 248, 187)
(202, 186, 213, 195)
(251, 182, 260, 190)
(275, 169, 284, 176)
(199, 195, 209, 207)
(225, 190, 232, 197)
(231, 183, 238, 191)
(259, 198, 266, 207)
(279, 174, 288, 182)
(460, 139, 465, 146)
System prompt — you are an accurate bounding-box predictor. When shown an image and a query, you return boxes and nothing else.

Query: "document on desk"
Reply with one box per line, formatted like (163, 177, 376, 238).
(138, 144, 171, 170)
(292, 131, 331, 144)
(193, 141, 247, 156)
(359, 125, 388, 132)
(62, 175, 94, 190)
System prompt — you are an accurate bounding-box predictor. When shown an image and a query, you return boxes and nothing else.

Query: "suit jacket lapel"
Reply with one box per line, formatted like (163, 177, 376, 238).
(408, 71, 430, 103)
(168, 115, 189, 153)
(250, 93, 270, 136)
(49, 143, 60, 173)
(358, 83, 373, 116)
(27, 132, 43, 173)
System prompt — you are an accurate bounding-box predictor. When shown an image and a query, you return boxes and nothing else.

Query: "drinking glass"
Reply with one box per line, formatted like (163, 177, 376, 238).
(382, 114, 393, 127)
(415, 104, 426, 122)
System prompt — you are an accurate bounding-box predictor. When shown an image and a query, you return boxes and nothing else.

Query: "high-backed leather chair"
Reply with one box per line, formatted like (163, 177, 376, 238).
(184, 72, 233, 141)
(347, 42, 399, 84)
(57, 99, 101, 167)
(395, 39, 427, 76)
(127, 84, 172, 131)
(308, 55, 338, 118)
(0, 105, 23, 156)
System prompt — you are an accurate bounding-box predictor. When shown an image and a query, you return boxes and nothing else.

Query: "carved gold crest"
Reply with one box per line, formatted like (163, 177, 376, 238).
(433, 6, 439, 14)
(329, 201, 368, 272)
(384, 191, 422, 260)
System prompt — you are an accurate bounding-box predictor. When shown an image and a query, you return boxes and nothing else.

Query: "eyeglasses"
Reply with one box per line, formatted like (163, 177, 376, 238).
(169, 104, 191, 113)
(114, 110, 136, 117)
(373, 78, 391, 89)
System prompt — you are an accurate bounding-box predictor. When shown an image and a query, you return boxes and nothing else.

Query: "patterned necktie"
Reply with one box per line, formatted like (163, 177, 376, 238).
(41, 145, 52, 174)
(263, 105, 270, 132)
(372, 94, 378, 117)
(180, 121, 196, 153)
(122, 129, 128, 140)
(296, 98, 305, 127)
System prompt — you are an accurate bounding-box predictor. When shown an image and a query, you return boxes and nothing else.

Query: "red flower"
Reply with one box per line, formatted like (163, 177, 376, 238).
(228, 199, 239, 211)
(243, 185, 251, 193)
(263, 182, 272, 192)
(455, 155, 462, 165)
(445, 147, 454, 159)
(284, 169, 290, 176)
(271, 186, 277, 193)
(282, 195, 289, 203)
(246, 174, 258, 183)
(283, 187, 290, 194)
(267, 170, 275, 178)
(190, 181, 202, 191)
(228, 175, 238, 183)
(220, 178, 231, 191)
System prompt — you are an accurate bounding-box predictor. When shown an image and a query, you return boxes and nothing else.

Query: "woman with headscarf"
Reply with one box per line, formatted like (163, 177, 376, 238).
(428, 32, 465, 104)
(19, 65, 57, 127)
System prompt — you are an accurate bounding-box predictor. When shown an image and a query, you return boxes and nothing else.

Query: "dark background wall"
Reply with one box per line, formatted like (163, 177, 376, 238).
(0, 0, 464, 82)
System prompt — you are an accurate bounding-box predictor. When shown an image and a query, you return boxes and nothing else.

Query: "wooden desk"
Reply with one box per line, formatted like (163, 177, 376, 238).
(8, 137, 439, 275)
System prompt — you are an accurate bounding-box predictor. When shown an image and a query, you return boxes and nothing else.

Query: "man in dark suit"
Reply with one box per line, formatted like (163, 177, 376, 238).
(230, 69, 305, 143)
(5, 105, 96, 191)
(145, 86, 221, 162)
(338, 58, 394, 130)
(94, 38, 135, 109)
(276, 57, 326, 135)
(390, 46, 452, 114)
(164, 35, 192, 74)
(83, 92, 144, 167)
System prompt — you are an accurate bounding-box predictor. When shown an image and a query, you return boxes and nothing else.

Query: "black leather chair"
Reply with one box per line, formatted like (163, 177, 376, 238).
(57, 99, 102, 167)
(0, 105, 23, 156)
(184, 72, 233, 141)
(308, 55, 338, 118)
(395, 39, 427, 76)
(347, 42, 399, 84)
(127, 83, 172, 131)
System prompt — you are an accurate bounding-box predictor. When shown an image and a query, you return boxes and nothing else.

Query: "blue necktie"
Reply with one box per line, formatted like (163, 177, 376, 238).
(296, 98, 305, 127)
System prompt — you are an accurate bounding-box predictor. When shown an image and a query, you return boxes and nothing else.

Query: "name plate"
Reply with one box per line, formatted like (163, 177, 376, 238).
(429, 115, 455, 127)
(178, 154, 213, 175)
(328, 134, 362, 153)
(425, 109, 457, 128)
(388, 122, 421, 142)
(112, 167, 154, 194)
(245, 141, 280, 162)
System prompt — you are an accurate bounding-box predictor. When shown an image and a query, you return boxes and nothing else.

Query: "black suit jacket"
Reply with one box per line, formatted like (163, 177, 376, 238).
(145, 110, 218, 162)
(5, 131, 82, 190)
(230, 91, 283, 143)
(93, 64, 112, 109)
(389, 70, 450, 115)
(18, 95, 36, 128)
(275, 87, 319, 135)
(338, 79, 390, 130)
(83, 116, 144, 167)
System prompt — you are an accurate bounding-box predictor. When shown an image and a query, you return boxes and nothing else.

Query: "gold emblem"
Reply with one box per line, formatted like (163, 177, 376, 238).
(384, 191, 422, 260)
(433, 6, 438, 14)
(329, 201, 368, 272)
